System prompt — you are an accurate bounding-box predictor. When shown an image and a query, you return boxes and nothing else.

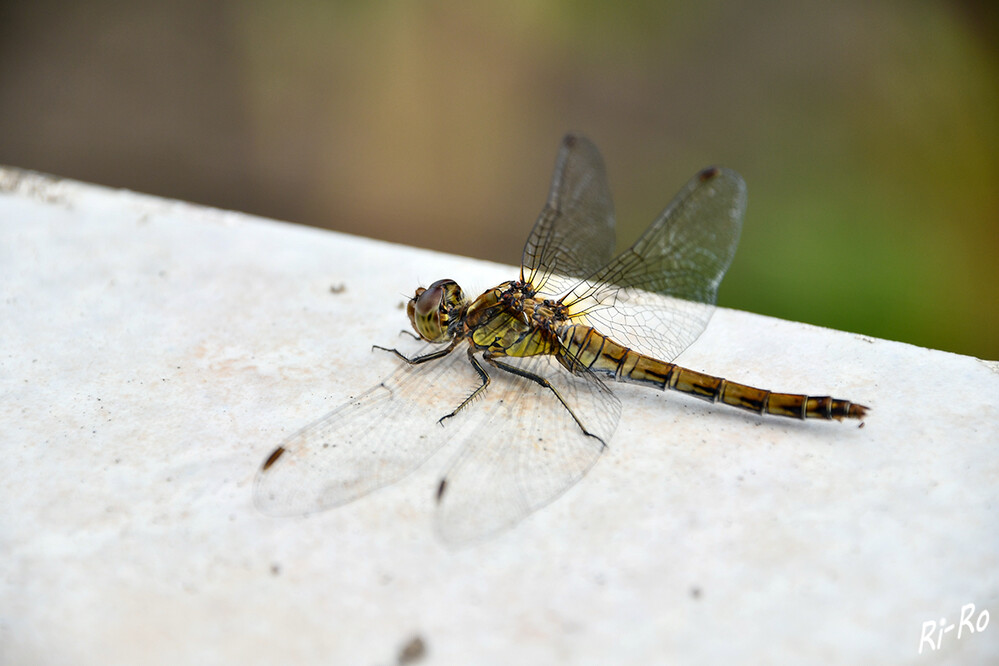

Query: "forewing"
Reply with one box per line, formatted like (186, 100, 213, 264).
(522, 134, 616, 298)
(433, 353, 621, 546)
(561, 167, 746, 362)
(253, 341, 485, 516)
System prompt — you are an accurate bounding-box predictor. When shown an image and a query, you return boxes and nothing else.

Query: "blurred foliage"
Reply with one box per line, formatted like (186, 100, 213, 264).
(1, 0, 996, 357)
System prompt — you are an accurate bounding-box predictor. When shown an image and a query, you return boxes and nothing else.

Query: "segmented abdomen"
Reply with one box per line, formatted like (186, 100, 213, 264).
(559, 325, 867, 421)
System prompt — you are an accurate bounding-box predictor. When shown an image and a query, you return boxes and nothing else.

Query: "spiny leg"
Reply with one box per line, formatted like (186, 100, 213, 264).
(488, 356, 604, 445)
(438, 347, 490, 424)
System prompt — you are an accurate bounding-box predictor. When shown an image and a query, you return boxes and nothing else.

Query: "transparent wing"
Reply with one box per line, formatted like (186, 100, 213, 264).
(559, 166, 746, 363)
(521, 134, 616, 297)
(253, 340, 486, 516)
(433, 353, 622, 546)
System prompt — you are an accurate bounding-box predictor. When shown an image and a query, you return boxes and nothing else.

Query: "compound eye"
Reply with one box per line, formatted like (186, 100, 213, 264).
(407, 283, 448, 342)
(407, 279, 462, 343)
(414, 284, 444, 317)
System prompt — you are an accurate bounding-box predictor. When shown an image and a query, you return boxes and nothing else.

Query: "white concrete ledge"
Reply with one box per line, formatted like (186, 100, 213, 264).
(2, 168, 996, 665)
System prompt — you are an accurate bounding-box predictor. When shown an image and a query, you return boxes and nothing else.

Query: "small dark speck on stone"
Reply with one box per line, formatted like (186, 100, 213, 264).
(690, 586, 702, 599)
(270, 563, 281, 576)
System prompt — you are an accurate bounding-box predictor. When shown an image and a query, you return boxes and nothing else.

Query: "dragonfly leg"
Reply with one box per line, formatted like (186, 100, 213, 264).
(437, 347, 490, 423)
(372, 337, 459, 365)
(488, 356, 604, 445)
(438, 347, 491, 424)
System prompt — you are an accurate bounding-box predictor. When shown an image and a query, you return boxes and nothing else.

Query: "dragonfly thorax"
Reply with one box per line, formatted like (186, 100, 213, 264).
(407, 278, 468, 343)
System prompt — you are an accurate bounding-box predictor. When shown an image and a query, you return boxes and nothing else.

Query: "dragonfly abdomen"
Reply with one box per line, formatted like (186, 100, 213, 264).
(560, 325, 867, 421)
(662, 365, 867, 421)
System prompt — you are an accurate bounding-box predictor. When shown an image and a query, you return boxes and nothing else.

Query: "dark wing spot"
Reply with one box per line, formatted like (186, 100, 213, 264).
(698, 166, 720, 182)
(398, 635, 426, 664)
(261, 446, 286, 471)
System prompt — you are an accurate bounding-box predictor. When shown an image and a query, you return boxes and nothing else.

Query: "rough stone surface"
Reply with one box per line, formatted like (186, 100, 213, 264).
(2, 168, 996, 665)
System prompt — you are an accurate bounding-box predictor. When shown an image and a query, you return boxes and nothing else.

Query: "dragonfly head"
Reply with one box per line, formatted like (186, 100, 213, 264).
(407, 279, 467, 343)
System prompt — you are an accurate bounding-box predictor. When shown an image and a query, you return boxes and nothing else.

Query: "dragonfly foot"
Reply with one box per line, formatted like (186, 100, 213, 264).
(372, 345, 412, 362)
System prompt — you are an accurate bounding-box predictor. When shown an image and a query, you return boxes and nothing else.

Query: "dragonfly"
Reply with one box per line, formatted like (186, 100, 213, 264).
(254, 134, 868, 545)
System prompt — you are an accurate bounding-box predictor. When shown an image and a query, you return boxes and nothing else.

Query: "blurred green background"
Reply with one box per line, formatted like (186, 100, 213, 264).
(2, 0, 996, 358)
